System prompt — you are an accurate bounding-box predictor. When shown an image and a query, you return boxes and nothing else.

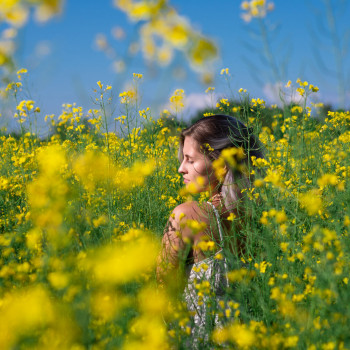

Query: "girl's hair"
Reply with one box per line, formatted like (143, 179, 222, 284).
(179, 114, 265, 211)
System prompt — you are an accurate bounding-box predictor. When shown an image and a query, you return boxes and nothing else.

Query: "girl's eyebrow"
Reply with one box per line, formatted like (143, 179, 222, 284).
(184, 154, 194, 159)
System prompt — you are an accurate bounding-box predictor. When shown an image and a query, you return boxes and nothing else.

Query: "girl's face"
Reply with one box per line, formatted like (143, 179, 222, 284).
(178, 136, 218, 191)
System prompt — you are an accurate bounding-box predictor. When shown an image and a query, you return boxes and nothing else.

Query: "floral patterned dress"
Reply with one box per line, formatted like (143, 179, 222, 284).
(183, 201, 229, 344)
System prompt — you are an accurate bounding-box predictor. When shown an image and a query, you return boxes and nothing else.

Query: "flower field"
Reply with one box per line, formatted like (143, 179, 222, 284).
(0, 67, 350, 349)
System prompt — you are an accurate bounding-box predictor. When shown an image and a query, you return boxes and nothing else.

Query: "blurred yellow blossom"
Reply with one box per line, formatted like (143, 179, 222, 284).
(84, 230, 158, 285)
(299, 190, 322, 216)
(317, 174, 338, 187)
(241, 0, 274, 22)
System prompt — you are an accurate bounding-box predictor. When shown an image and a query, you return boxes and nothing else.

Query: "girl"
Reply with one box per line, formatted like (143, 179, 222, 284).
(157, 114, 264, 344)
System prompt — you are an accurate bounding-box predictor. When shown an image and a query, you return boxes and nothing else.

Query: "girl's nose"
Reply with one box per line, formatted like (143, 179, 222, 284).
(178, 160, 186, 174)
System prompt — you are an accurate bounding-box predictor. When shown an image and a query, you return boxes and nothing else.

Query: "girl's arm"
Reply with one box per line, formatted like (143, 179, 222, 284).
(156, 217, 184, 284)
(156, 204, 194, 285)
(156, 202, 209, 285)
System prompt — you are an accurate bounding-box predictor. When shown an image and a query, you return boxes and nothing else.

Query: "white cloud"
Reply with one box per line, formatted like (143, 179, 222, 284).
(182, 92, 218, 120)
(35, 41, 52, 57)
(158, 91, 221, 122)
(263, 82, 320, 107)
(263, 81, 350, 110)
(262, 82, 282, 105)
(262, 81, 303, 107)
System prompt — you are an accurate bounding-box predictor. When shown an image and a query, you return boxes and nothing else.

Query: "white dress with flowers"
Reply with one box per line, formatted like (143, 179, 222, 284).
(183, 201, 229, 343)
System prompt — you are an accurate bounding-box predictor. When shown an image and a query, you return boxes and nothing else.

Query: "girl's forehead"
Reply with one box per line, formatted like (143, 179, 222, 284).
(183, 136, 201, 154)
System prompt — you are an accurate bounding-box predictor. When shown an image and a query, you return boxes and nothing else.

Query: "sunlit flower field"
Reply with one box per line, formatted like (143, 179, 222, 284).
(0, 67, 350, 349)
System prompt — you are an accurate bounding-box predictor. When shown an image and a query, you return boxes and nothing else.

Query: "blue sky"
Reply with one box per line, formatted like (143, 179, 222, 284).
(6, 0, 350, 129)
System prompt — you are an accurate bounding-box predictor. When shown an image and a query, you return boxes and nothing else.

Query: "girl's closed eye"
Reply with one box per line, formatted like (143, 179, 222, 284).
(185, 156, 194, 164)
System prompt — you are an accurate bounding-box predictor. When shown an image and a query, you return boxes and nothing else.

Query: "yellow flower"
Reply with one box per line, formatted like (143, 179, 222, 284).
(299, 190, 322, 216)
(280, 242, 289, 252)
(228, 323, 256, 348)
(166, 23, 189, 47)
(0, 286, 55, 349)
(73, 151, 116, 191)
(48, 271, 69, 290)
(188, 37, 217, 66)
(183, 219, 207, 235)
(309, 84, 319, 92)
(92, 215, 108, 228)
(91, 289, 126, 321)
(241, 1, 250, 10)
(344, 216, 350, 227)
(138, 286, 168, 315)
(227, 212, 236, 221)
(169, 88, 185, 111)
(254, 178, 264, 187)
(292, 294, 304, 302)
(133, 72, 143, 79)
(4, 5, 29, 27)
(212, 157, 226, 181)
(254, 260, 271, 273)
(251, 156, 269, 167)
(16, 68, 27, 80)
(84, 230, 158, 285)
(195, 240, 216, 251)
(202, 143, 214, 152)
(275, 210, 287, 224)
(285, 336, 299, 347)
(317, 173, 338, 187)
(220, 68, 229, 75)
(251, 97, 265, 107)
(260, 211, 268, 225)
(322, 342, 336, 350)
(205, 86, 215, 93)
(26, 228, 42, 250)
(296, 87, 305, 96)
(34, 0, 63, 22)
(119, 89, 136, 104)
(129, 2, 154, 20)
(264, 170, 283, 187)
(240, 0, 274, 22)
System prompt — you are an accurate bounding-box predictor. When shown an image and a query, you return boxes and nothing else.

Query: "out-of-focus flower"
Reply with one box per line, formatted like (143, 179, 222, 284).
(299, 190, 322, 216)
(240, 0, 274, 22)
(112, 25, 126, 40)
(114, 0, 218, 70)
(83, 229, 158, 285)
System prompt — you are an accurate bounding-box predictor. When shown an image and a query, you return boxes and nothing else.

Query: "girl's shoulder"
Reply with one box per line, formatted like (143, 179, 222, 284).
(169, 201, 212, 242)
(172, 201, 213, 221)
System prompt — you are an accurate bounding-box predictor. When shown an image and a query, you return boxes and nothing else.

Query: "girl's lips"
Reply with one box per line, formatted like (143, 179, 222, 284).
(184, 179, 190, 184)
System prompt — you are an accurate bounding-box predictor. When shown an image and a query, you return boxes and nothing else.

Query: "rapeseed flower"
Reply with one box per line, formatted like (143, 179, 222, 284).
(299, 190, 322, 216)
(84, 229, 158, 285)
